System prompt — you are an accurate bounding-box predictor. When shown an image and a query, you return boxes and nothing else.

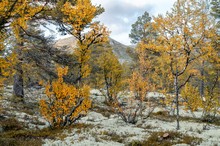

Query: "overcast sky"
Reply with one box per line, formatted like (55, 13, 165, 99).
(91, 0, 176, 45)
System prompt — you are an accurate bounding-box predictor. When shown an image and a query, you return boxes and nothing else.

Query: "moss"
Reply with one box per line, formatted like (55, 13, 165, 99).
(151, 111, 175, 122)
(151, 110, 220, 126)
(0, 130, 44, 146)
(1, 129, 56, 140)
(0, 125, 73, 146)
(92, 105, 113, 118)
(127, 140, 142, 146)
(99, 130, 125, 143)
(127, 131, 202, 146)
(153, 111, 169, 116)
(137, 124, 154, 129)
(0, 138, 42, 146)
(71, 123, 94, 129)
(180, 116, 220, 126)
(0, 118, 23, 131)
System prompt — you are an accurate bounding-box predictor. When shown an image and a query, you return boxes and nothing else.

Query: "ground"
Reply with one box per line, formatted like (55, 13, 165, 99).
(0, 88, 219, 146)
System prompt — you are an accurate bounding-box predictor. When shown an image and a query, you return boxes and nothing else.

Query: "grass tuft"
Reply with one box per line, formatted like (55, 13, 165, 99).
(127, 131, 202, 146)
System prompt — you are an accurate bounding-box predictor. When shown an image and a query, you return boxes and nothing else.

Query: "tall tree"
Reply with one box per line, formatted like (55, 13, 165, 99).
(13, 31, 25, 98)
(60, 0, 109, 86)
(211, 0, 220, 19)
(211, 0, 220, 33)
(0, 0, 46, 46)
(1, 0, 108, 98)
(96, 49, 123, 102)
(141, 0, 217, 130)
(129, 11, 155, 44)
(0, 0, 47, 95)
(39, 0, 109, 127)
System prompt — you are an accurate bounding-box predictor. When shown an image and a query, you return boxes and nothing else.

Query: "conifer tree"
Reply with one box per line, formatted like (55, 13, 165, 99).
(129, 11, 156, 44)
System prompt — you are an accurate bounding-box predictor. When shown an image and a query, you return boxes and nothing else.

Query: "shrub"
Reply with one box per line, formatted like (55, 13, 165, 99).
(39, 67, 91, 128)
(113, 72, 154, 124)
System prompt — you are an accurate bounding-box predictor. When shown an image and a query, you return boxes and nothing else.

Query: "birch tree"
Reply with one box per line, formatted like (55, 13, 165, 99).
(142, 0, 217, 130)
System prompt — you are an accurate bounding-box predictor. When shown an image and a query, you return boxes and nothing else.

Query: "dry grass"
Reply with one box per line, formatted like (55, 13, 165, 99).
(127, 131, 202, 146)
(0, 116, 94, 146)
(0, 125, 58, 146)
(151, 110, 220, 126)
(91, 104, 113, 118)
(151, 111, 175, 122)
(98, 130, 135, 144)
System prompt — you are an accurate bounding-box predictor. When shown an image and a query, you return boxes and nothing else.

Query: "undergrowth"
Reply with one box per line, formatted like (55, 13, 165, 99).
(0, 117, 93, 146)
(127, 131, 202, 146)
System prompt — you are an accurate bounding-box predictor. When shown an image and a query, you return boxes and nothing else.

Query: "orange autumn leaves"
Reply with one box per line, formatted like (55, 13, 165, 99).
(62, 0, 96, 33)
(0, 0, 44, 86)
(39, 0, 109, 127)
(0, 0, 44, 40)
(40, 67, 91, 127)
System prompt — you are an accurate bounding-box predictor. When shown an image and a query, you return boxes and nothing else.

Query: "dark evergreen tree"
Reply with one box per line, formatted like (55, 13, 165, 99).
(129, 11, 155, 44)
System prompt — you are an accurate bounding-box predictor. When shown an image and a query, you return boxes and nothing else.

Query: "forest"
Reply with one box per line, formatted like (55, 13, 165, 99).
(0, 0, 219, 145)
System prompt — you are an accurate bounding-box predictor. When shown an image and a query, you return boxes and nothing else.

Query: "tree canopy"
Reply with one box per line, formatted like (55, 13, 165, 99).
(129, 11, 155, 44)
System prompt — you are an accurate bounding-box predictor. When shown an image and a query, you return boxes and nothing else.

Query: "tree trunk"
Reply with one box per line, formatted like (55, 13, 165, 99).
(174, 74, 180, 130)
(200, 61, 205, 98)
(105, 75, 113, 102)
(13, 34, 24, 99)
(106, 84, 113, 102)
(13, 64, 24, 98)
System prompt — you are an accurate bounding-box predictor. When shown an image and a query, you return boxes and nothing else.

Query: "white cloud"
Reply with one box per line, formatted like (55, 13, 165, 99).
(92, 0, 176, 45)
(123, 18, 129, 24)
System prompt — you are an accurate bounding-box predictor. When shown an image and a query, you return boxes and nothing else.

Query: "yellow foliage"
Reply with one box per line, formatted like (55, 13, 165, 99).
(201, 92, 219, 115)
(0, 0, 45, 87)
(96, 49, 123, 102)
(61, 0, 110, 84)
(0, 0, 44, 41)
(140, 0, 218, 112)
(0, 53, 17, 86)
(181, 80, 219, 117)
(181, 83, 202, 112)
(201, 80, 220, 116)
(137, 0, 218, 129)
(62, 0, 97, 35)
(128, 71, 148, 101)
(144, 0, 216, 76)
(39, 66, 91, 127)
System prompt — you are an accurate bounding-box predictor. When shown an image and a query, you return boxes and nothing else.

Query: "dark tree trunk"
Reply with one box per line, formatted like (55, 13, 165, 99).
(104, 75, 113, 103)
(13, 33, 24, 99)
(200, 61, 205, 98)
(174, 74, 180, 130)
(13, 65, 24, 98)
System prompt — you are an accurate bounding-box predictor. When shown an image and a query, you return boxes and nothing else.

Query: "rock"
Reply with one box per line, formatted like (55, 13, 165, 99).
(87, 112, 106, 122)
(109, 114, 117, 119)
(163, 133, 169, 139)
(5, 86, 13, 89)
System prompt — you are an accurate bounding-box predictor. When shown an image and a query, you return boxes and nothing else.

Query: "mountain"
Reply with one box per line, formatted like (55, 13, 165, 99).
(55, 36, 136, 63)
(54, 36, 77, 54)
(108, 38, 135, 63)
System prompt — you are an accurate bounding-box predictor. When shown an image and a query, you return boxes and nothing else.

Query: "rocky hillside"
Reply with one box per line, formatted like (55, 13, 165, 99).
(55, 36, 136, 63)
